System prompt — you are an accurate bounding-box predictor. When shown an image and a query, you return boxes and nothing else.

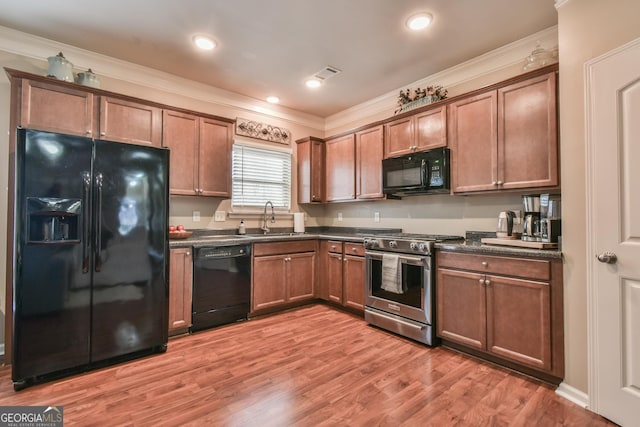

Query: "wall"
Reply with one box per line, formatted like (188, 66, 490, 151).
(555, 0, 640, 394)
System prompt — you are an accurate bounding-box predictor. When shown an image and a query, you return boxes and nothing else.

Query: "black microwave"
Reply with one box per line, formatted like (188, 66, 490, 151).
(382, 147, 450, 197)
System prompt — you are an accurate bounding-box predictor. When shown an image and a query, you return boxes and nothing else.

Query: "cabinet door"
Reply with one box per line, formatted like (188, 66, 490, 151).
(297, 137, 325, 203)
(415, 106, 447, 151)
(343, 255, 365, 311)
(498, 72, 558, 190)
(168, 247, 193, 335)
(162, 110, 198, 195)
(252, 255, 287, 311)
(436, 268, 487, 349)
(325, 134, 355, 201)
(326, 251, 343, 304)
(99, 96, 162, 147)
(384, 115, 413, 158)
(20, 79, 95, 137)
(199, 118, 232, 197)
(486, 275, 551, 371)
(448, 91, 498, 193)
(287, 252, 316, 302)
(356, 126, 384, 200)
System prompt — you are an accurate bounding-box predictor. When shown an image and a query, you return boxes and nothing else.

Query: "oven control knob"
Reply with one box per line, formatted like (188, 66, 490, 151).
(388, 240, 398, 248)
(418, 243, 427, 252)
(409, 242, 418, 250)
(364, 238, 378, 248)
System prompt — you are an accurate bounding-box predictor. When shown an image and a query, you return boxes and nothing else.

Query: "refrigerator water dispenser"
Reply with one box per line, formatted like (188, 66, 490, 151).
(27, 197, 81, 243)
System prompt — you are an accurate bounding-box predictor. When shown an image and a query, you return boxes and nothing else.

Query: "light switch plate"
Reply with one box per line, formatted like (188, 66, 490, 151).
(337, 212, 343, 221)
(374, 212, 380, 222)
(214, 211, 226, 222)
(193, 211, 201, 222)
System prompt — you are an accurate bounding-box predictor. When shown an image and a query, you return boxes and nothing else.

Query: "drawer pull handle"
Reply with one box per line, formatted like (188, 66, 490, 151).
(481, 261, 488, 267)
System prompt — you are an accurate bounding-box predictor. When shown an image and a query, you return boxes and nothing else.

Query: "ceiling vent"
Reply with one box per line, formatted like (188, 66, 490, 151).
(313, 66, 342, 81)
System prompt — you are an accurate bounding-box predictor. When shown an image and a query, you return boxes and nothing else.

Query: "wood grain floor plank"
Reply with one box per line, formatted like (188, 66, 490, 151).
(0, 304, 615, 426)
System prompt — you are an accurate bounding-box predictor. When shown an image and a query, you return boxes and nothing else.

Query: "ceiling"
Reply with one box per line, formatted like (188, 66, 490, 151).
(0, 0, 557, 117)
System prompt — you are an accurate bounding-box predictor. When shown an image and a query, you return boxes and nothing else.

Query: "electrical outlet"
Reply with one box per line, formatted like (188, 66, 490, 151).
(337, 212, 343, 222)
(214, 211, 226, 222)
(374, 212, 380, 223)
(193, 211, 200, 222)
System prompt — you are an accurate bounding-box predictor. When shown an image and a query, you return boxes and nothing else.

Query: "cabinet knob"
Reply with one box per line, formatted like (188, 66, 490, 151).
(331, 245, 336, 249)
(100, 131, 106, 136)
(86, 130, 92, 134)
(485, 279, 491, 286)
(479, 279, 485, 284)
(496, 181, 504, 185)
(351, 247, 357, 252)
(491, 181, 497, 186)
(481, 261, 488, 267)
(186, 251, 190, 256)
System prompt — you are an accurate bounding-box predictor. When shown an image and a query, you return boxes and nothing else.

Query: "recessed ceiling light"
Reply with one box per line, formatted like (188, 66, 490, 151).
(406, 13, 433, 31)
(305, 78, 322, 89)
(193, 35, 216, 50)
(266, 96, 280, 104)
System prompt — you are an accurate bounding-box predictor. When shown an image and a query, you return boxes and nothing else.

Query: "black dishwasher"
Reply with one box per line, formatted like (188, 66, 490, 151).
(192, 244, 251, 331)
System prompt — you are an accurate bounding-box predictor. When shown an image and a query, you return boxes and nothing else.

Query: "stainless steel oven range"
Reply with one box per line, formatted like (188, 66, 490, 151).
(364, 233, 463, 345)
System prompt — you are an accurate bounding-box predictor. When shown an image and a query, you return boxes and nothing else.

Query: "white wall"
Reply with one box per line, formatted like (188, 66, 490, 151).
(556, 0, 640, 394)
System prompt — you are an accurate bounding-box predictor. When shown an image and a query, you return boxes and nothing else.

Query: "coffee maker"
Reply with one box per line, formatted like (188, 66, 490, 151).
(522, 194, 541, 241)
(540, 193, 561, 243)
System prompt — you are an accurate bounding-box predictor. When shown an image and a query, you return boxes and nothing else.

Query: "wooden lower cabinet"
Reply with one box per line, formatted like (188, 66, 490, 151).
(168, 247, 193, 336)
(436, 250, 563, 382)
(252, 240, 317, 313)
(320, 240, 365, 312)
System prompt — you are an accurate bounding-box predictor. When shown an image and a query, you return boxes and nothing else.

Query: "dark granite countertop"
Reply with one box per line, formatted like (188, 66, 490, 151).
(169, 227, 562, 260)
(434, 241, 562, 260)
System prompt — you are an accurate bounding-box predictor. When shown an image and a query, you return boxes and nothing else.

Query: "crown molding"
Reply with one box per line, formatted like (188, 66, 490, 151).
(325, 26, 558, 133)
(0, 25, 325, 131)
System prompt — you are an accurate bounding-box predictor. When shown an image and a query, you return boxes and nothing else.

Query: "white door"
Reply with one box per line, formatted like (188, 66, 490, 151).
(586, 37, 640, 427)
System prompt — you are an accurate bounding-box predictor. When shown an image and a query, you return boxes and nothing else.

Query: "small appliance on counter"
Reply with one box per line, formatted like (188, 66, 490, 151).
(522, 194, 542, 242)
(540, 193, 562, 243)
(496, 210, 517, 239)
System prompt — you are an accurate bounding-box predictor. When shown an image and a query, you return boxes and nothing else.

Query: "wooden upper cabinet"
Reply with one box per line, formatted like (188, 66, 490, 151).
(99, 96, 162, 147)
(325, 134, 356, 201)
(162, 110, 232, 197)
(199, 117, 232, 197)
(415, 106, 447, 151)
(19, 79, 95, 137)
(296, 137, 325, 203)
(384, 105, 447, 158)
(162, 110, 198, 195)
(448, 91, 498, 193)
(384, 115, 413, 158)
(449, 70, 558, 193)
(356, 125, 384, 200)
(497, 72, 558, 190)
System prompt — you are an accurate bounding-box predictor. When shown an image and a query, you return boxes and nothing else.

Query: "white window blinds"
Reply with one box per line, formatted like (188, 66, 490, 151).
(232, 143, 291, 209)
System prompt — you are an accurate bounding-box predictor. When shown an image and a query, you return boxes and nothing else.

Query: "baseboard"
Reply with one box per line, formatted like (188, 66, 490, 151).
(555, 382, 589, 408)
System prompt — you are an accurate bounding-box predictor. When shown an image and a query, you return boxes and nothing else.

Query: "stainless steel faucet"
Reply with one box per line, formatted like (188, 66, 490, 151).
(261, 201, 275, 234)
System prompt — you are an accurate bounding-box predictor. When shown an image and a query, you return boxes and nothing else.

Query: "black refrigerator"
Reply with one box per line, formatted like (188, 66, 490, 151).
(12, 128, 169, 390)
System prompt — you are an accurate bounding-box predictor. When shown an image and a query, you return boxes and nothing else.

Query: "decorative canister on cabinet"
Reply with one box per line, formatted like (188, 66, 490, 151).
(47, 52, 74, 82)
(76, 68, 100, 88)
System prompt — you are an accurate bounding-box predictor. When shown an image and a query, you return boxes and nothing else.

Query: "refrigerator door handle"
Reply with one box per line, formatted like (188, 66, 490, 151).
(94, 172, 103, 272)
(82, 171, 91, 273)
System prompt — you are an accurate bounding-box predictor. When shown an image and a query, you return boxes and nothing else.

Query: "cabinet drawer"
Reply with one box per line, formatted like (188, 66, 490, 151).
(253, 240, 317, 256)
(437, 251, 550, 281)
(326, 240, 343, 254)
(343, 242, 365, 257)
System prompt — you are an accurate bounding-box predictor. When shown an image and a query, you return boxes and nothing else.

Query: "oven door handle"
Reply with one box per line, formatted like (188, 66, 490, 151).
(366, 252, 429, 266)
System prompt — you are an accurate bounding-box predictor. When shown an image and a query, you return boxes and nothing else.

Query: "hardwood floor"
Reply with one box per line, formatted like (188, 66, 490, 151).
(0, 304, 615, 426)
